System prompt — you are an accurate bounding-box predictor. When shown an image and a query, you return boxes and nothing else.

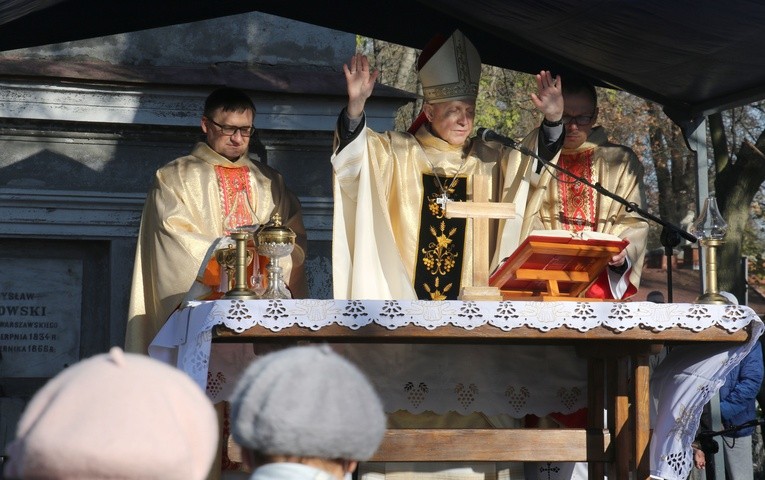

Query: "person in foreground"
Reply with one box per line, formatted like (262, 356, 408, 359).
(127, 86, 307, 355)
(4, 346, 218, 479)
(229, 344, 387, 480)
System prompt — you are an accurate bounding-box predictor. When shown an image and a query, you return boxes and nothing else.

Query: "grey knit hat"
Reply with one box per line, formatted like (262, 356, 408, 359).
(230, 344, 386, 461)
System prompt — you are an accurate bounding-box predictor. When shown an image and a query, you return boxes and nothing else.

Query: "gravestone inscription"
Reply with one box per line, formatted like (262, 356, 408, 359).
(0, 257, 82, 377)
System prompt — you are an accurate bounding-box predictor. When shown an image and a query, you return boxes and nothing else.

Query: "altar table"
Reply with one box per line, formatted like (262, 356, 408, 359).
(149, 299, 763, 480)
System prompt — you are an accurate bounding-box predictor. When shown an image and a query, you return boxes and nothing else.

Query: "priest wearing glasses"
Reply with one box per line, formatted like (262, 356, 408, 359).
(521, 77, 649, 300)
(127, 87, 307, 355)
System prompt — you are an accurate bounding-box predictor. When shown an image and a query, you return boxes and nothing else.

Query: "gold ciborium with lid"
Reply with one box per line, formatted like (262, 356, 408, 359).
(256, 213, 296, 299)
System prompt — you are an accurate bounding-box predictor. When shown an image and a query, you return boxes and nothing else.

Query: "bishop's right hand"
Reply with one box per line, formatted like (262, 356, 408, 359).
(344, 53, 378, 119)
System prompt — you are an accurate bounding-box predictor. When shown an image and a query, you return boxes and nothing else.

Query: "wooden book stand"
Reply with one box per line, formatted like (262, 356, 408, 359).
(489, 232, 628, 301)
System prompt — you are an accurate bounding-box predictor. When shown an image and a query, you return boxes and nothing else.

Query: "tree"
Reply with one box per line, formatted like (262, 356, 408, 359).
(360, 38, 541, 135)
(643, 103, 697, 229)
(359, 37, 420, 130)
(710, 108, 765, 298)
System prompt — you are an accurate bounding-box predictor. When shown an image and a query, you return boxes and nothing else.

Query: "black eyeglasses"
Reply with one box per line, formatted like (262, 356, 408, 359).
(561, 114, 595, 126)
(207, 118, 256, 137)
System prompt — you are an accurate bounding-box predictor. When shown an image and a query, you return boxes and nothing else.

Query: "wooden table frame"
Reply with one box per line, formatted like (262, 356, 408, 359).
(214, 323, 751, 480)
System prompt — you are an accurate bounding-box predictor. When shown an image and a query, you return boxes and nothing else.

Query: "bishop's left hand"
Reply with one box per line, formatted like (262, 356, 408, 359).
(531, 70, 563, 123)
(609, 249, 628, 268)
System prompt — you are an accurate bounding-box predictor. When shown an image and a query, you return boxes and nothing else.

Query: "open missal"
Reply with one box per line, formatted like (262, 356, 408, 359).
(489, 230, 629, 300)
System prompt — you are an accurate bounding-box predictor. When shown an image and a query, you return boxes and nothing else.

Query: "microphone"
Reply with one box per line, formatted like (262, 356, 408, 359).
(476, 127, 519, 148)
(476, 127, 543, 166)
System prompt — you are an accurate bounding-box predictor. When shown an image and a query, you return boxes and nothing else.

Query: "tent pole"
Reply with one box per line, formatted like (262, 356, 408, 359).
(687, 117, 711, 295)
(687, 117, 726, 480)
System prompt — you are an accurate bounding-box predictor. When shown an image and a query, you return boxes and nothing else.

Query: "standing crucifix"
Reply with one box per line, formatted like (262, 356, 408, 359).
(440, 174, 515, 300)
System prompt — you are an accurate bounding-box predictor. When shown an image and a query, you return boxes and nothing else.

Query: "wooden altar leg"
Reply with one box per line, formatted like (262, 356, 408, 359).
(587, 358, 606, 479)
(614, 356, 631, 478)
(634, 353, 651, 479)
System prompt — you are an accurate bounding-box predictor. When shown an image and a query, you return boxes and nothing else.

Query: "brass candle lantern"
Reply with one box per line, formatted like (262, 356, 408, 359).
(690, 195, 732, 304)
(218, 230, 259, 299)
(214, 244, 237, 291)
(256, 213, 296, 299)
(216, 188, 261, 299)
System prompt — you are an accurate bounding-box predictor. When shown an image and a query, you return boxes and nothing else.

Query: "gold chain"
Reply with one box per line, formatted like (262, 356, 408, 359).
(425, 154, 469, 198)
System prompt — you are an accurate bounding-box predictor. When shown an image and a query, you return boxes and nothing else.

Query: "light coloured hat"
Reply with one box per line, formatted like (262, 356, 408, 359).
(418, 29, 481, 104)
(4, 347, 218, 480)
(230, 344, 386, 461)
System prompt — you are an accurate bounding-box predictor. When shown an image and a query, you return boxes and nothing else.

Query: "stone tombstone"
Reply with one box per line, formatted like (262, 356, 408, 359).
(0, 257, 82, 377)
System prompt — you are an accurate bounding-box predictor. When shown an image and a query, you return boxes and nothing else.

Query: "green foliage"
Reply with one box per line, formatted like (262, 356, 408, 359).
(743, 203, 765, 279)
(474, 66, 532, 136)
(475, 96, 520, 135)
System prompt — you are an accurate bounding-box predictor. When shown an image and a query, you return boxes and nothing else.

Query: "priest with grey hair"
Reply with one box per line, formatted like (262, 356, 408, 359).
(332, 29, 564, 301)
(330, 29, 566, 480)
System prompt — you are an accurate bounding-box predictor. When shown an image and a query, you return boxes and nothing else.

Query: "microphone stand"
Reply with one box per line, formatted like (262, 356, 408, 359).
(696, 417, 762, 480)
(503, 136, 696, 302)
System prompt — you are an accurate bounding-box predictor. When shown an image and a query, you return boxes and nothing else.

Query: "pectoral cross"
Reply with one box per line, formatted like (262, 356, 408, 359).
(435, 193, 450, 210)
(442, 175, 515, 300)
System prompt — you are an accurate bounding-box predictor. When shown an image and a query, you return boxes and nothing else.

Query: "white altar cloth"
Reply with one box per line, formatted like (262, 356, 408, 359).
(148, 299, 758, 408)
(148, 299, 763, 480)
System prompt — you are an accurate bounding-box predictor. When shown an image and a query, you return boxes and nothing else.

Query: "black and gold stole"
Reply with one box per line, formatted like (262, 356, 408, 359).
(413, 173, 467, 300)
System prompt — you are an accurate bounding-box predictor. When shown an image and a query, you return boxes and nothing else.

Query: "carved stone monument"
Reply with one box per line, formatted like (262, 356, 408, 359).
(0, 258, 82, 377)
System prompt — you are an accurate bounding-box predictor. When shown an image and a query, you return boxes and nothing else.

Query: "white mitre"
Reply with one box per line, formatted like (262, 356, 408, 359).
(418, 29, 481, 104)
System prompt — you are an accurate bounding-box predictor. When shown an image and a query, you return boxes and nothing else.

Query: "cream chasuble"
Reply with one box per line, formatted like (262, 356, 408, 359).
(127, 142, 307, 354)
(522, 126, 649, 297)
(332, 118, 547, 480)
(332, 121, 540, 300)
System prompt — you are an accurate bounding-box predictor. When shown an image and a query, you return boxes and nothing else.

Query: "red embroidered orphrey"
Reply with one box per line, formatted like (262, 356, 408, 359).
(558, 149, 596, 232)
(215, 165, 255, 233)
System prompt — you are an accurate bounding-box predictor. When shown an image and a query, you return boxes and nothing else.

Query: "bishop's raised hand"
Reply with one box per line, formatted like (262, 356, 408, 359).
(344, 53, 379, 119)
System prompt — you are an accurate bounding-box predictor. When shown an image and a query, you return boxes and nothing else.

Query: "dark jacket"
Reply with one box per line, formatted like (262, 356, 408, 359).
(719, 344, 764, 437)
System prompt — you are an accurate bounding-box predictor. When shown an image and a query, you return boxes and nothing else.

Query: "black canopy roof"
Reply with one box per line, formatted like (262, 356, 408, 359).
(1, 0, 764, 125)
